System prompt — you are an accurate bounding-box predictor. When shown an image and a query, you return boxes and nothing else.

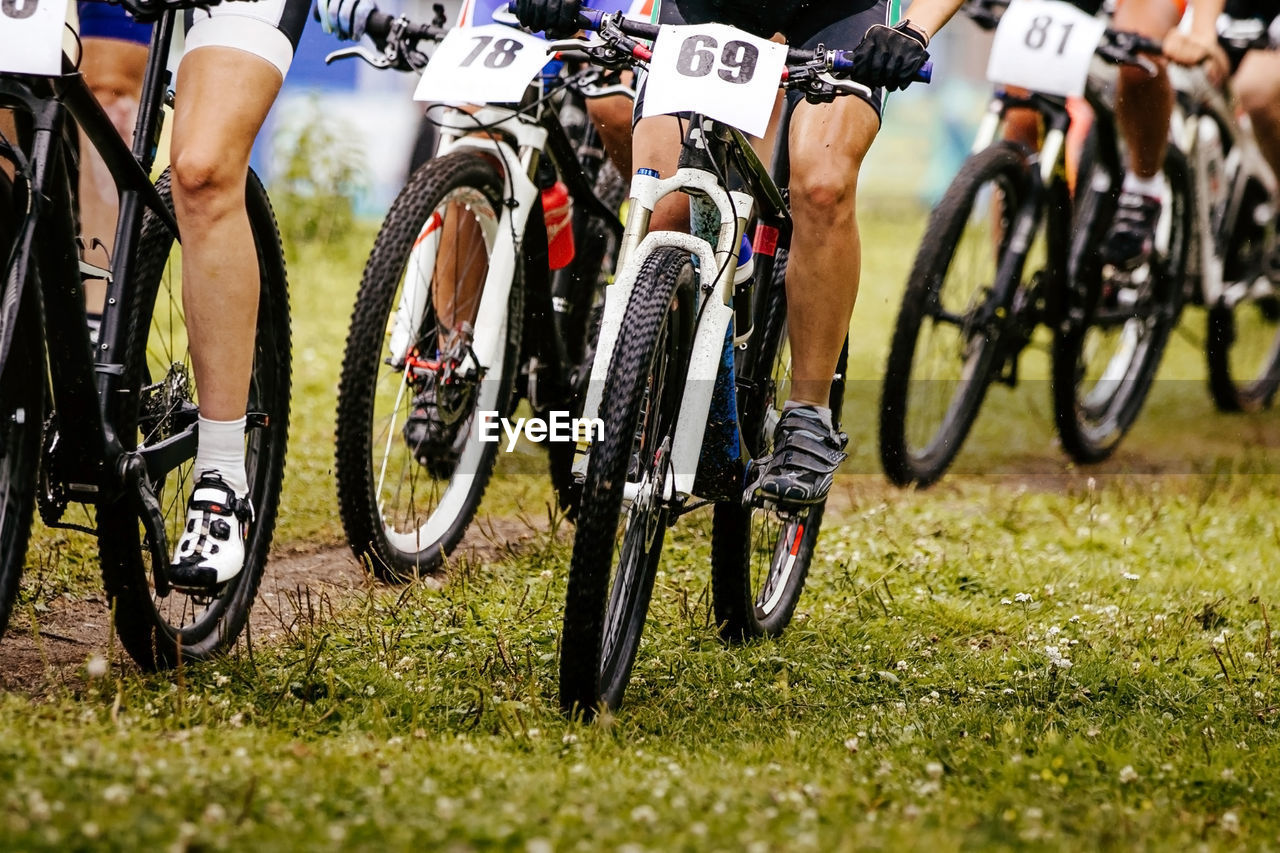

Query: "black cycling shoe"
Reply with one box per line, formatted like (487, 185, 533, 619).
(748, 405, 848, 511)
(1101, 191, 1162, 271)
(402, 373, 469, 479)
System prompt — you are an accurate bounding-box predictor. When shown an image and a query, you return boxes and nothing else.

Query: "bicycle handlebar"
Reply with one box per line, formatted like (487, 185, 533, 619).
(962, 0, 1161, 70)
(364, 8, 448, 42)
(511, 4, 932, 85)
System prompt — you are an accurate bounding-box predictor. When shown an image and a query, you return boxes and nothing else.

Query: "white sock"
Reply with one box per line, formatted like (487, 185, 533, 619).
(1122, 172, 1165, 199)
(784, 400, 834, 432)
(194, 416, 249, 497)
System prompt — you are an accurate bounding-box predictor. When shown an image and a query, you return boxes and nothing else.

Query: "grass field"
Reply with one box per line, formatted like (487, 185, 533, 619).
(4, 208, 1280, 850)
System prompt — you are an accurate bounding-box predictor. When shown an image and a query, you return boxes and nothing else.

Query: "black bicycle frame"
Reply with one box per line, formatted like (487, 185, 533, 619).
(974, 86, 1124, 343)
(0, 10, 183, 508)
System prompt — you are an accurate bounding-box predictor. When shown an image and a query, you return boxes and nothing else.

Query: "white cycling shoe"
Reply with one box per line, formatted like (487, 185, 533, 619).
(168, 472, 254, 592)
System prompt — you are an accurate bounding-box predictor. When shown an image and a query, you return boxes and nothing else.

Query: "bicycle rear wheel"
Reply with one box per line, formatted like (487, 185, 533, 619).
(879, 142, 1028, 487)
(0, 171, 43, 637)
(711, 252, 823, 640)
(1052, 149, 1190, 462)
(560, 247, 693, 716)
(334, 152, 520, 582)
(98, 169, 291, 670)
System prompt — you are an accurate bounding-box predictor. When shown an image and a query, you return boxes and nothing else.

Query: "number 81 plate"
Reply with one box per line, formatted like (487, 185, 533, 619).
(985, 0, 1107, 98)
(642, 23, 788, 137)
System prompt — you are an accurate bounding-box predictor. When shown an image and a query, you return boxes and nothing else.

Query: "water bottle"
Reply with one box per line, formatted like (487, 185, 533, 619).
(541, 181, 576, 270)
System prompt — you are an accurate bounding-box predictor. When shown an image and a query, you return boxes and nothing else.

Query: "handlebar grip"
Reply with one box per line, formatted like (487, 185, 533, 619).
(365, 9, 394, 39)
(829, 52, 933, 84)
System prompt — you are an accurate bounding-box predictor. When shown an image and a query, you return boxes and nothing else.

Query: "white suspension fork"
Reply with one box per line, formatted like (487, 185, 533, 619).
(573, 168, 752, 498)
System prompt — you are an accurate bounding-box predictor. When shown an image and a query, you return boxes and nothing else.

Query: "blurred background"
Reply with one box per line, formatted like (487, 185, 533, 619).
(253, 3, 1002, 216)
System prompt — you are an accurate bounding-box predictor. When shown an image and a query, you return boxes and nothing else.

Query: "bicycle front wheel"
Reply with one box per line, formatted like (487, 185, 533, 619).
(879, 142, 1028, 487)
(561, 247, 694, 716)
(98, 169, 291, 670)
(711, 252, 822, 640)
(0, 169, 43, 637)
(334, 152, 520, 582)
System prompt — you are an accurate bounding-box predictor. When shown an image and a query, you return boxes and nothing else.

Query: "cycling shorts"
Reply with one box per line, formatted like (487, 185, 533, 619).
(1223, 0, 1279, 21)
(77, 1, 152, 45)
(640, 0, 894, 121)
(184, 0, 310, 79)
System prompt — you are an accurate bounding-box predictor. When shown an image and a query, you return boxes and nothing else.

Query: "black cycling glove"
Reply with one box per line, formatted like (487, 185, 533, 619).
(514, 0, 581, 37)
(848, 21, 930, 92)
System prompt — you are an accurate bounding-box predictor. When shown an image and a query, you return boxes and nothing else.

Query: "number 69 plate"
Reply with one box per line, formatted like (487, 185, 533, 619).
(985, 0, 1107, 98)
(642, 23, 788, 137)
(0, 0, 69, 76)
(414, 24, 551, 105)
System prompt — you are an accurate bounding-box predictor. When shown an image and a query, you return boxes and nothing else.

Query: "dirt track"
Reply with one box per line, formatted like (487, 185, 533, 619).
(0, 516, 551, 694)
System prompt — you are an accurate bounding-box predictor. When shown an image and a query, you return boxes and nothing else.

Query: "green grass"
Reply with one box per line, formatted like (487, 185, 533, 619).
(7, 206, 1280, 849)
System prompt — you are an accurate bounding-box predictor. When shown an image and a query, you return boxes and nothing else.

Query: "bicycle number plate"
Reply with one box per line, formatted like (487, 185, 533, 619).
(414, 24, 550, 104)
(642, 24, 787, 137)
(0, 0, 68, 75)
(986, 0, 1106, 98)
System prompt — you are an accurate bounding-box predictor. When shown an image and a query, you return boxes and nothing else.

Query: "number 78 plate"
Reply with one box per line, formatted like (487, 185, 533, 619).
(985, 0, 1107, 98)
(414, 24, 552, 105)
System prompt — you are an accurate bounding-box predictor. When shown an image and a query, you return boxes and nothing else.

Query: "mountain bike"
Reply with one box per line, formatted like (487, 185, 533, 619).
(1169, 19, 1280, 411)
(0, 0, 291, 666)
(330, 10, 627, 581)
(554, 8, 928, 715)
(878, 0, 1185, 487)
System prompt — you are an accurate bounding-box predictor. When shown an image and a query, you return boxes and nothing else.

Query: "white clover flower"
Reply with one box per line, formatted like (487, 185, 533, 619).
(1001, 599, 1013, 606)
(1118, 765, 1138, 783)
(102, 784, 130, 806)
(1015, 593, 1033, 603)
(896, 660, 909, 671)
(925, 762, 944, 779)
(1221, 811, 1240, 833)
(630, 804, 658, 824)
(1122, 572, 1140, 581)
(86, 655, 108, 679)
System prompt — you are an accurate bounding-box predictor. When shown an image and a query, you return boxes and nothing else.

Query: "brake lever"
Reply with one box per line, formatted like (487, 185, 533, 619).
(324, 44, 394, 68)
(579, 82, 637, 100)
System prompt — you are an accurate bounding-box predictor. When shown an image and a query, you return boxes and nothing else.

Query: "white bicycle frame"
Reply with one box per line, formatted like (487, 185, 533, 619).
(1169, 64, 1278, 310)
(573, 119, 755, 502)
(388, 106, 545, 372)
(377, 105, 543, 550)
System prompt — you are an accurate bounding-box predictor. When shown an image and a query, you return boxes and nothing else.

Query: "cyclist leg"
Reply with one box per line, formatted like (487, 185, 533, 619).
(1102, 0, 1183, 267)
(587, 90, 635, 175)
(77, 14, 150, 322)
(755, 1, 902, 507)
(166, 0, 304, 585)
(1232, 48, 1280, 183)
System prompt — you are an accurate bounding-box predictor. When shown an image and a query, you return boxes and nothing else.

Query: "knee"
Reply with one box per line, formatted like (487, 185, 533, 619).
(170, 145, 245, 221)
(1234, 72, 1280, 118)
(789, 161, 859, 222)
